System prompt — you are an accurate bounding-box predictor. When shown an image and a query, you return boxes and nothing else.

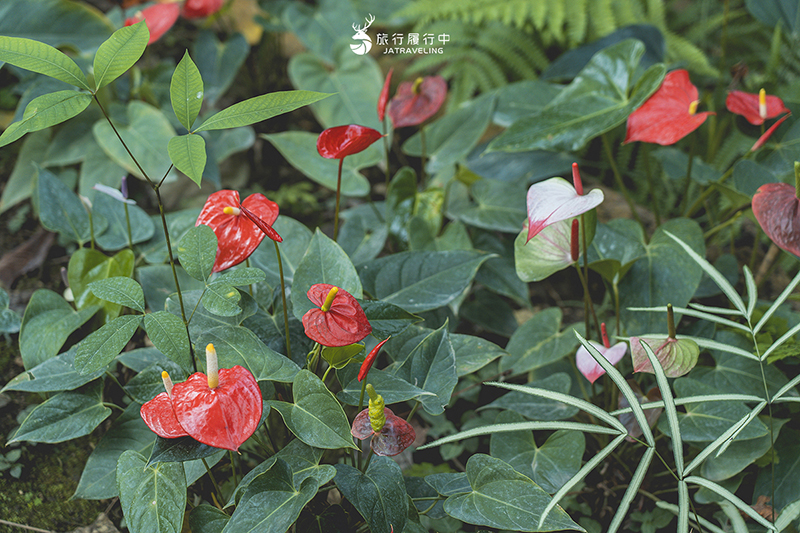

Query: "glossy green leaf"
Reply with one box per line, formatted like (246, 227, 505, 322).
(117, 450, 186, 533)
(0, 36, 90, 90)
(195, 90, 330, 132)
(450, 332, 507, 377)
(68, 248, 135, 321)
(338, 367, 435, 406)
(1, 347, 102, 394)
(446, 178, 527, 234)
(586, 219, 647, 282)
(125, 359, 188, 404)
(89, 276, 144, 313)
(93, 192, 154, 250)
(168, 134, 206, 186)
(490, 411, 585, 494)
(334, 457, 408, 533)
(202, 282, 242, 317)
(338, 207, 389, 267)
(404, 94, 497, 174)
(178, 224, 217, 282)
(192, 31, 248, 105)
(321, 343, 363, 370)
(502, 308, 583, 376)
(359, 250, 493, 313)
(392, 323, 458, 415)
(143, 311, 192, 373)
(74, 403, 155, 500)
(262, 131, 373, 197)
(19, 288, 99, 369)
(171, 51, 204, 131)
(93, 101, 177, 182)
(0, 90, 91, 148)
(75, 315, 141, 375)
(93, 21, 147, 90)
(190, 505, 229, 533)
(215, 268, 266, 287)
(288, 47, 382, 130)
(0, 130, 50, 213)
(481, 373, 579, 421)
(658, 378, 768, 442)
(147, 435, 221, 466)
(618, 218, 705, 335)
(0, 0, 113, 53)
(197, 325, 299, 382)
(9, 381, 111, 444)
(489, 40, 665, 152)
(361, 300, 421, 340)
(36, 166, 90, 243)
(443, 454, 583, 531)
(291, 229, 363, 320)
(282, 0, 356, 63)
(249, 216, 313, 288)
(166, 290, 247, 339)
(268, 370, 356, 450)
(224, 459, 317, 533)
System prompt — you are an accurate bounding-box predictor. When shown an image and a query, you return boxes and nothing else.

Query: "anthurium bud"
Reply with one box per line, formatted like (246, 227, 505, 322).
(630, 336, 699, 378)
(358, 337, 390, 382)
(206, 344, 218, 389)
(367, 384, 386, 433)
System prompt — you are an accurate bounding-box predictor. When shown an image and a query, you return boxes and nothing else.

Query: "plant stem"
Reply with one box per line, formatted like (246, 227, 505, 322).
(679, 139, 695, 214)
(229, 450, 238, 488)
(357, 378, 368, 414)
(642, 144, 661, 226)
(383, 121, 391, 190)
(420, 127, 427, 187)
(334, 158, 344, 240)
(202, 458, 225, 507)
(362, 448, 374, 472)
(601, 134, 642, 228)
(124, 203, 133, 249)
(92, 96, 154, 187)
(406, 401, 420, 423)
(273, 241, 292, 361)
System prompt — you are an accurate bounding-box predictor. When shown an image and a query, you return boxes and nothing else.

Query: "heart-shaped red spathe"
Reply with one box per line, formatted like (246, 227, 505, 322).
(302, 284, 372, 347)
(124, 4, 180, 45)
(181, 0, 223, 19)
(196, 190, 279, 272)
(317, 125, 382, 159)
(388, 76, 447, 128)
(624, 69, 713, 145)
(351, 407, 416, 456)
(752, 182, 800, 257)
(140, 392, 189, 438)
(170, 366, 262, 451)
(726, 90, 789, 125)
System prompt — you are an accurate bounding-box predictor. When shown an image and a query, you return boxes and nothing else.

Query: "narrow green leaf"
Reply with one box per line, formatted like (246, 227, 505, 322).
(607, 447, 655, 533)
(0, 91, 92, 148)
(9, 382, 111, 444)
(89, 276, 145, 313)
(0, 35, 90, 90)
(75, 315, 141, 375)
(144, 311, 192, 373)
(637, 339, 683, 475)
(93, 21, 148, 90)
(194, 90, 330, 132)
(743, 266, 757, 321)
(655, 502, 727, 533)
(753, 269, 800, 335)
(117, 450, 187, 533)
(684, 476, 777, 531)
(168, 134, 206, 186)
(171, 50, 204, 131)
(761, 320, 800, 362)
(627, 305, 749, 333)
(178, 224, 217, 282)
(678, 480, 689, 533)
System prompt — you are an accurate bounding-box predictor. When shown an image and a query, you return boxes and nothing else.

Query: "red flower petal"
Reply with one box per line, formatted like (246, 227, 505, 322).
(358, 337, 389, 381)
(624, 69, 713, 145)
(370, 408, 415, 456)
(751, 113, 791, 152)
(726, 90, 789, 125)
(124, 3, 180, 45)
(753, 182, 800, 257)
(140, 392, 189, 438)
(181, 0, 223, 19)
(171, 366, 262, 451)
(378, 68, 394, 122)
(317, 125, 382, 159)
(388, 76, 447, 128)
(351, 408, 373, 440)
(196, 190, 279, 272)
(302, 284, 372, 347)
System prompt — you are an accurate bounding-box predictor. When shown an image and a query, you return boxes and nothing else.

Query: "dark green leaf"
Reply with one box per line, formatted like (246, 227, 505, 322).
(116, 450, 186, 533)
(68, 248, 135, 321)
(702, 418, 787, 481)
(338, 367, 436, 406)
(93, 21, 148, 90)
(502, 308, 583, 376)
(89, 276, 145, 312)
(93, 192, 155, 250)
(450, 333, 507, 377)
(0, 130, 50, 213)
(171, 51, 204, 131)
(124, 359, 187, 404)
(190, 505, 229, 533)
(202, 282, 242, 317)
(215, 268, 266, 287)
(753, 428, 800, 514)
(36, 166, 90, 243)
(481, 373, 578, 422)
(334, 457, 408, 533)
(179, 224, 217, 282)
(361, 300, 422, 339)
(192, 31, 248, 106)
(249, 216, 313, 288)
(9, 381, 111, 444)
(195, 91, 330, 132)
(1, 347, 103, 393)
(0, 90, 92, 148)
(0, 36, 90, 90)
(197, 325, 299, 382)
(144, 311, 192, 373)
(75, 315, 141, 375)
(147, 436, 221, 466)
(587, 219, 646, 282)
(168, 134, 206, 186)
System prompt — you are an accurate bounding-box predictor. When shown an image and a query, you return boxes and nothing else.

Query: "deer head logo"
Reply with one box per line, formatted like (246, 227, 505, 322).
(350, 14, 374, 55)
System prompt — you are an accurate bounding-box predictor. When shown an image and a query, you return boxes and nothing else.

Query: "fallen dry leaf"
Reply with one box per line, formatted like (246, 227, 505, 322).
(0, 228, 55, 289)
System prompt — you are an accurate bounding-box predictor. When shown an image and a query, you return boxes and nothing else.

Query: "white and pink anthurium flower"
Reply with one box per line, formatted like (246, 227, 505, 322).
(526, 163, 604, 243)
(576, 323, 627, 384)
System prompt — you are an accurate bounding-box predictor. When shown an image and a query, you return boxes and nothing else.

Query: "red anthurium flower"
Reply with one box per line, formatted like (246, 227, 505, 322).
(302, 284, 372, 347)
(726, 89, 789, 125)
(525, 163, 603, 242)
(141, 344, 262, 451)
(181, 0, 223, 19)
(388, 75, 447, 128)
(358, 337, 390, 381)
(351, 385, 415, 456)
(752, 182, 800, 257)
(317, 125, 382, 159)
(378, 68, 394, 122)
(624, 69, 714, 145)
(751, 113, 791, 152)
(575, 323, 627, 383)
(124, 3, 180, 44)
(196, 190, 280, 272)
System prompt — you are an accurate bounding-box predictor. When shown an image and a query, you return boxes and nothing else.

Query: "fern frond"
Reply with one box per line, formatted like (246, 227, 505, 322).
(663, 31, 720, 77)
(563, 0, 588, 45)
(588, 0, 616, 39)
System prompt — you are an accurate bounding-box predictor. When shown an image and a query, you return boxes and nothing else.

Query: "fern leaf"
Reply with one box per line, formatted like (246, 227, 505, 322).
(588, 0, 617, 39)
(664, 31, 719, 77)
(547, 0, 566, 43)
(564, 0, 588, 45)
